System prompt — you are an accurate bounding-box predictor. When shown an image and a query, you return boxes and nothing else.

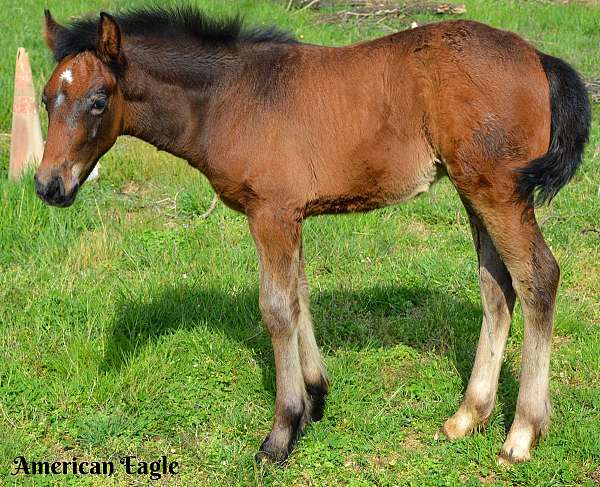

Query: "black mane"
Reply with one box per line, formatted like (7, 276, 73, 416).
(51, 5, 297, 61)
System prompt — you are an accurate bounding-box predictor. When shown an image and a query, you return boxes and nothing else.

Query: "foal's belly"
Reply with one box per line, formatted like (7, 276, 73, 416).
(303, 156, 443, 217)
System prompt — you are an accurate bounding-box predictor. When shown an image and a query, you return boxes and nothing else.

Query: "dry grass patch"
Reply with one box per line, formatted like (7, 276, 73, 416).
(66, 228, 123, 274)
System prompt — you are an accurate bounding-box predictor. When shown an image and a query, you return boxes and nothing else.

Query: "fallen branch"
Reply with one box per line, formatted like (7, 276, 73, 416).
(320, 7, 405, 23)
(293, 0, 321, 12)
(199, 193, 219, 219)
(315, 1, 466, 25)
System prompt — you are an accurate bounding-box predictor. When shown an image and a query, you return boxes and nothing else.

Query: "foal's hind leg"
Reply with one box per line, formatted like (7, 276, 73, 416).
(495, 215, 558, 464)
(250, 208, 307, 463)
(297, 243, 329, 426)
(457, 195, 558, 464)
(436, 207, 516, 440)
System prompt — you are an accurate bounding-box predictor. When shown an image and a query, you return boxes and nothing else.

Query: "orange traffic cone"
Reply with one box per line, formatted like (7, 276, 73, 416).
(9, 48, 44, 181)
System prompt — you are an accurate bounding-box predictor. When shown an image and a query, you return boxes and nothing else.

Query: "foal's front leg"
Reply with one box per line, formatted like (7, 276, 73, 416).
(297, 243, 329, 426)
(250, 208, 307, 462)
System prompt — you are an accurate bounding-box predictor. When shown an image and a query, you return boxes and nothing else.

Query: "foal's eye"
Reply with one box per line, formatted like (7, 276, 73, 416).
(91, 98, 107, 115)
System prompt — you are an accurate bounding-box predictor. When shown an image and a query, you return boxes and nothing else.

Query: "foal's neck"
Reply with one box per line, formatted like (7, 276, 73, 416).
(120, 45, 242, 166)
(119, 41, 291, 169)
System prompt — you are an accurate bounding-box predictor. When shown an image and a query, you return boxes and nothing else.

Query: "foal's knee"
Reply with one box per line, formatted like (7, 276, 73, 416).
(259, 288, 299, 337)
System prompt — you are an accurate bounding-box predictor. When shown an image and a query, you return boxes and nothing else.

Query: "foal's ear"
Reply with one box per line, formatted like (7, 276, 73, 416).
(97, 12, 122, 64)
(44, 10, 65, 53)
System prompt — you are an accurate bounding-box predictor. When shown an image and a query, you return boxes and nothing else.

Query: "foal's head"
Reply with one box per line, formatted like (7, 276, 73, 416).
(36, 11, 124, 207)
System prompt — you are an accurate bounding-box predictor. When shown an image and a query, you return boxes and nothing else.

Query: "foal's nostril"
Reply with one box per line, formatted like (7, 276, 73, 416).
(35, 172, 74, 205)
(56, 177, 66, 199)
(50, 177, 62, 200)
(39, 175, 62, 201)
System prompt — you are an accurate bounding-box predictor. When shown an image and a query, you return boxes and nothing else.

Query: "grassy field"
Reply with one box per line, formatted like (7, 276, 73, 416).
(1, 0, 599, 485)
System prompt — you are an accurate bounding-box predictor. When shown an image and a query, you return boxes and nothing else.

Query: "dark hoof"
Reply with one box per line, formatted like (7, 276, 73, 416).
(306, 380, 329, 422)
(255, 436, 290, 465)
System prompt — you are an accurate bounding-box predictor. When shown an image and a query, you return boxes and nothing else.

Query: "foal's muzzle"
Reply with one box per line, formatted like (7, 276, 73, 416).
(35, 173, 79, 207)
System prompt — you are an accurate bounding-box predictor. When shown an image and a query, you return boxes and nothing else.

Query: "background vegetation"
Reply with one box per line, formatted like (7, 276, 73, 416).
(1, 0, 599, 485)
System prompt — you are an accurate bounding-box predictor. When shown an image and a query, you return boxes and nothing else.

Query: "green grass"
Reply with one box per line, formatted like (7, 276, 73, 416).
(1, 1, 599, 485)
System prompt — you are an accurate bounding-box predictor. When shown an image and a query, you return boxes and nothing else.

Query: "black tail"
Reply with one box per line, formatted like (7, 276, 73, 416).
(517, 52, 591, 206)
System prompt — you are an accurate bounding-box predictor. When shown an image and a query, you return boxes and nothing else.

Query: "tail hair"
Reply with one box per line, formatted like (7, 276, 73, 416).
(517, 53, 591, 206)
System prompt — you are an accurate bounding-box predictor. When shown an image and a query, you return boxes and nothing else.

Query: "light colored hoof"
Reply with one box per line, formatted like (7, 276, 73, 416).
(498, 428, 534, 465)
(497, 448, 531, 466)
(436, 410, 476, 440)
(497, 454, 514, 467)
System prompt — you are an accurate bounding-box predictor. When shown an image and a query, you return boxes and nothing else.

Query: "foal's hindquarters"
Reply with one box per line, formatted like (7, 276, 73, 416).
(421, 24, 560, 464)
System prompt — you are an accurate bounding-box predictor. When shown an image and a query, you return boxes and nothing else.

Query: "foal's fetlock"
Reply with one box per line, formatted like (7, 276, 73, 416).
(299, 381, 328, 434)
(306, 376, 329, 423)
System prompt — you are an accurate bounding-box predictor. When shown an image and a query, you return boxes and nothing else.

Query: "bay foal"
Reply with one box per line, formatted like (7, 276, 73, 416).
(35, 7, 590, 464)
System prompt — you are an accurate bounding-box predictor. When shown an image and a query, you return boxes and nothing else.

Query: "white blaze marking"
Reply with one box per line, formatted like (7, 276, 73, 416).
(60, 69, 73, 84)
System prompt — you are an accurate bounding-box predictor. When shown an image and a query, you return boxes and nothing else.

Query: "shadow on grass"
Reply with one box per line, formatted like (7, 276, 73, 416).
(101, 283, 519, 425)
